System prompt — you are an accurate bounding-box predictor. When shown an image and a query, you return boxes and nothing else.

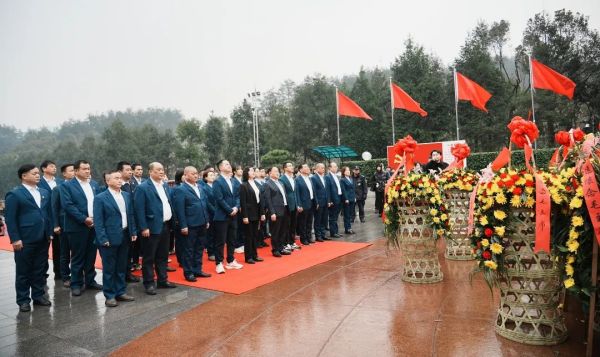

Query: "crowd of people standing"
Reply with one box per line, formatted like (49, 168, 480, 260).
(3, 158, 372, 312)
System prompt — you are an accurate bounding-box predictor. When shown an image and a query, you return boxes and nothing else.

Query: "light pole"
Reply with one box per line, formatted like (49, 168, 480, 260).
(247, 91, 261, 167)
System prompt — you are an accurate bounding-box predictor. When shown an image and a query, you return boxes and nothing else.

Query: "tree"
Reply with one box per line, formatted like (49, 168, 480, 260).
(261, 149, 294, 168)
(175, 119, 205, 166)
(203, 115, 227, 165)
(226, 100, 254, 166)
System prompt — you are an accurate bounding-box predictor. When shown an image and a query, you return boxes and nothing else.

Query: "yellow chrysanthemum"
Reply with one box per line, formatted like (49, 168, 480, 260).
(481, 239, 490, 247)
(495, 193, 507, 204)
(525, 187, 534, 195)
(567, 255, 575, 264)
(440, 213, 448, 221)
(576, 186, 583, 197)
(569, 197, 583, 209)
(430, 197, 436, 204)
(572, 216, 584, 227)
(567, 240, 580, 252)
(564, 278, 575, 289)
(484, 260, 498, 270)
(569, 229, 579, 240)
(479, 216, 488, 226)
(401, 191, 408, 198)
(510, 195, 521, 207)
(525, 196, 535, 208)
(432, 217, 440, 224)
(437, 229, 445, 236)
(384, 218, 390, 225)
(494, 210, 507, 220)
(430, 208, 438, 216)
(490, 243, 503, 254)
(565, 264, 574, 277)
(494, 226, 505, 237)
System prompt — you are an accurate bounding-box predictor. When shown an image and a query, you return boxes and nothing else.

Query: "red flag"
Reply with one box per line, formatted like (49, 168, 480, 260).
(491, 147, 510, 172)
(391, 82, 427, 117)
(337, 90, 372, 120)
(531, 59, 576, 100)
(455, 71, 492, 112)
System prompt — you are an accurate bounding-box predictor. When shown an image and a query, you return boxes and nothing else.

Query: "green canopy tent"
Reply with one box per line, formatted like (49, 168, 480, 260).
(311, 145, 358, 163)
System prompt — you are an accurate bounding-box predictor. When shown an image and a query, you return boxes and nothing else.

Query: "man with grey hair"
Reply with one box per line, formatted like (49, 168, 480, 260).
(310, 163, 330, 242)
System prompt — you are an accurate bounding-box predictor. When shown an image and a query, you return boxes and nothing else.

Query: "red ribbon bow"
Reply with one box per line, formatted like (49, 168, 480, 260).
(507, 116, 539, 149)
(447, 143, 471, 170)
(393, 135, 417, 175)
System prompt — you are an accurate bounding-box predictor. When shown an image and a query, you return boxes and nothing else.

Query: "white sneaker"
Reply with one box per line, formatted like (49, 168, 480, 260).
(216, 263, 225, 274)
(284, 244, 293, 251)
(234, 246, 245, 254)
(226, 259, 243, 270)
(292, 243, 301, 250)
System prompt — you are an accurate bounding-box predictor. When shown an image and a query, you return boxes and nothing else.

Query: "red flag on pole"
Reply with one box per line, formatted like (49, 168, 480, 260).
(337, 90, 372, 120)
(455, 71, 492, 112)
(391, 82, 427, 117)
(531, 59, 576, 100)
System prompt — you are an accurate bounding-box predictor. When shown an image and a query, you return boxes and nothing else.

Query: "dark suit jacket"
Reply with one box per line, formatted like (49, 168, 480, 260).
(240, 181, 264, 221)
(51, 180, 70, 229)
(172, 182, 210, 229)
(263, 179, 287, 217)
(4, 185, 53, 243)
(295, 175, 315, 210)
(61, 179, 101, 233)
(129, 177, 145, 193)
(325, 173, 342, 205)
(38, 177, 62, 227)
(340, 176, 356, 203)
(93, 190, 137, 246)
(310, 174, 329, 207)
(133, 179, 173, 234)
(212, 175, 240, 221)
(352, 174, 368, 201)
(279, 174, 298, 212)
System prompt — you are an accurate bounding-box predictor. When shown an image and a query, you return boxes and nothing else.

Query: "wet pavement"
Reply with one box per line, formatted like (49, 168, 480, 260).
(0, 199, 596, 356)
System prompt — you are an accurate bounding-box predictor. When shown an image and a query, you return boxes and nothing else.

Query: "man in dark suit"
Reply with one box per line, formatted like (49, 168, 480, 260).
(279, 162, 301, 251)
(134, 162, 177, 295)
(263, 166, 291, 257)
(351, 166, 368, 223)
(116, 161, 140, 283)
(52, 163, 75, 287)
(130, 163, 145, 191)
(38, 160, 63, 281)
(5, 164, 54, 312)
(310, 163, 330, 242)
(212, 160, 243, 273)
(172, 166, 212, 282)
(325, 162, 342, 239)
(93, 170, 137, 307)
(128, 163, 144, 273)
(61, 160, 103, 296)
(295, 164, 316, 246)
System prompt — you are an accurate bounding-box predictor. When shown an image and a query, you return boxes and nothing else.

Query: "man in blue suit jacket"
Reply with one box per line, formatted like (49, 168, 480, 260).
(5, 164, 54, 312)
(340, 167, 356, 234)
(51, 163, 75, 287)
(173, 166, 212, 282)
(38, 160, 63, 280)
(134, 162, 177, 295)
(310, 163, 330, 242)
(93, 170, 137, 307)
(116, 161, 140, 283)
(325, 162, 343, 239)
(61, 160, 103, 296)
(279, 162, 300, 250)
(212, 160, 243, 274)
(295, 164, 316, 246)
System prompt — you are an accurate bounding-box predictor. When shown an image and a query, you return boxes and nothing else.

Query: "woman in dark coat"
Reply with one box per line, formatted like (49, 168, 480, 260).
(371, 163, 388, 217)
(239, 167, 266, 264)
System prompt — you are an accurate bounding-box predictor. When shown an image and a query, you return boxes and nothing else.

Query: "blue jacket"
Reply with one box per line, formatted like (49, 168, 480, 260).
(340, 176, 356, 203)
(133, 179, 173, 234)
(5, 185, 53, 243)
(325, 173, 342, 205)
(198, 180, 216, 220)
(295, 175, 316, 210)
(212, 175, 240, 221)
(279, 174, 298, 212)
(61, 179, 101, 233)
(310, 174, 329, 207)
(38, 177, 61, 227)
(172, 182, 210, 229)
(93, 190, 137, 246)
(51, 180, 69, 229)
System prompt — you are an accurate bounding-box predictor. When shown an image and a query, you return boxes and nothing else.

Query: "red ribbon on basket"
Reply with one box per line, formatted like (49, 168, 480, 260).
(582, 160, 600, 246)
(447, 143, 471, 170)
(392, 135, 417, 177)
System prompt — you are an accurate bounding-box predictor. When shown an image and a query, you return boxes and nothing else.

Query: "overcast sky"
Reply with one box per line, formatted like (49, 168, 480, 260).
(1, 0, 598, 130)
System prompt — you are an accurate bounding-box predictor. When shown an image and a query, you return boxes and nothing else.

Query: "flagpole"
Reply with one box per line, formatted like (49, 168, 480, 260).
(529, 54, 537, 149)
(390, 77, 395, 144)
(453, 67, 460, 140)
(335, 86, 340, 146)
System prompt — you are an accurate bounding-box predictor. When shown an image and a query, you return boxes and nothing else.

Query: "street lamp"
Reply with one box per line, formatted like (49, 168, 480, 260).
(247, 91, 261, 167)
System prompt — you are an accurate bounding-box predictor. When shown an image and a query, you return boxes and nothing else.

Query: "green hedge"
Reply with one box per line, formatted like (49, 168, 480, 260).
(344, 148, 557, 179)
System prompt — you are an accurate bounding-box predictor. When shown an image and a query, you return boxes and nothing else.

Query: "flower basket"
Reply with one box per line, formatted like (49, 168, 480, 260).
(444, 189, 472, 260)
(494, 207, 567, 345)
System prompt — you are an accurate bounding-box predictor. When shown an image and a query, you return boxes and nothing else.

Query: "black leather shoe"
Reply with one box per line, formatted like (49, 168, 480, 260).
(33, 297, 51, 307)
(157, 282, 177, 289)
(272, 251, 282, 258)
(360, 219, 365, 223)
(333, 234, 341, 238)
(105, 298, 118, 307)
(246, 259, 256, 264)
(280, 249, 291, 255)
(316, 237, 324, 242)
(145, 286, 157, 295)
(86, 282, 103, 290)
(116, 294, 135, 302)
(71, 288, 82, 297)
(185, 275, 197, 282)
(194, 271, 212, 278)
(63, 280, 71, 288)
(126, 274, 140, 283)
(19, 303, 31, 312)
(253, 257, 264, 262)
(345, 230, 355, 235)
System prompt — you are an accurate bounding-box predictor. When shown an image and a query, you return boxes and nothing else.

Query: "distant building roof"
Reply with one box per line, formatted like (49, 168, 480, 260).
(312, 145, 358, 159)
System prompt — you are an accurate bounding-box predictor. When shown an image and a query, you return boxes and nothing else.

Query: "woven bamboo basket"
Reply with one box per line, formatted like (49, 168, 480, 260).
(495, 208, 568, 345)
(444, 189, 473, 261)
(396, 199, 443, 284)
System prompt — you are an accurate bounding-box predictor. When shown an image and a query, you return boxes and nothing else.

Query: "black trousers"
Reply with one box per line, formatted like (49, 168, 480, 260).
(243, 220, 259, 261)
(375, 191, 384, 215)
(14, 239, 48, 305)
(270, 210, 289, 253)
(128, 238, 141, 269)
(235, 214, 245, 248)
(59, 232, 71, 281)
(68, 228, 98, 290)
(50, 232, 61, 277)
(297, 207, 313, 243)
(213, 217, 237, 264)
(141, 222, 170, 288)
(328, 202, 341, 236)
(313, 204, 328, 239)
(287, 209, 297, 244)
(354, 199, 366, 221)
(181, 225, 207, 276)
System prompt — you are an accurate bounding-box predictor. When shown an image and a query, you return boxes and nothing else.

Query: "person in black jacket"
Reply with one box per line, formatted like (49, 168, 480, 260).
(371, 163, 387, 217)
(263, 166, 291, 257)
(239, 167, 266, 264)
(422, 150, 449, 175)
(351, 166, 368, 223)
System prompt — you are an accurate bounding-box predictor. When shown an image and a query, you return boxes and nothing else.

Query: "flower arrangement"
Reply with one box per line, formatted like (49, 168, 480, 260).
(437, 169, 478, 192)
